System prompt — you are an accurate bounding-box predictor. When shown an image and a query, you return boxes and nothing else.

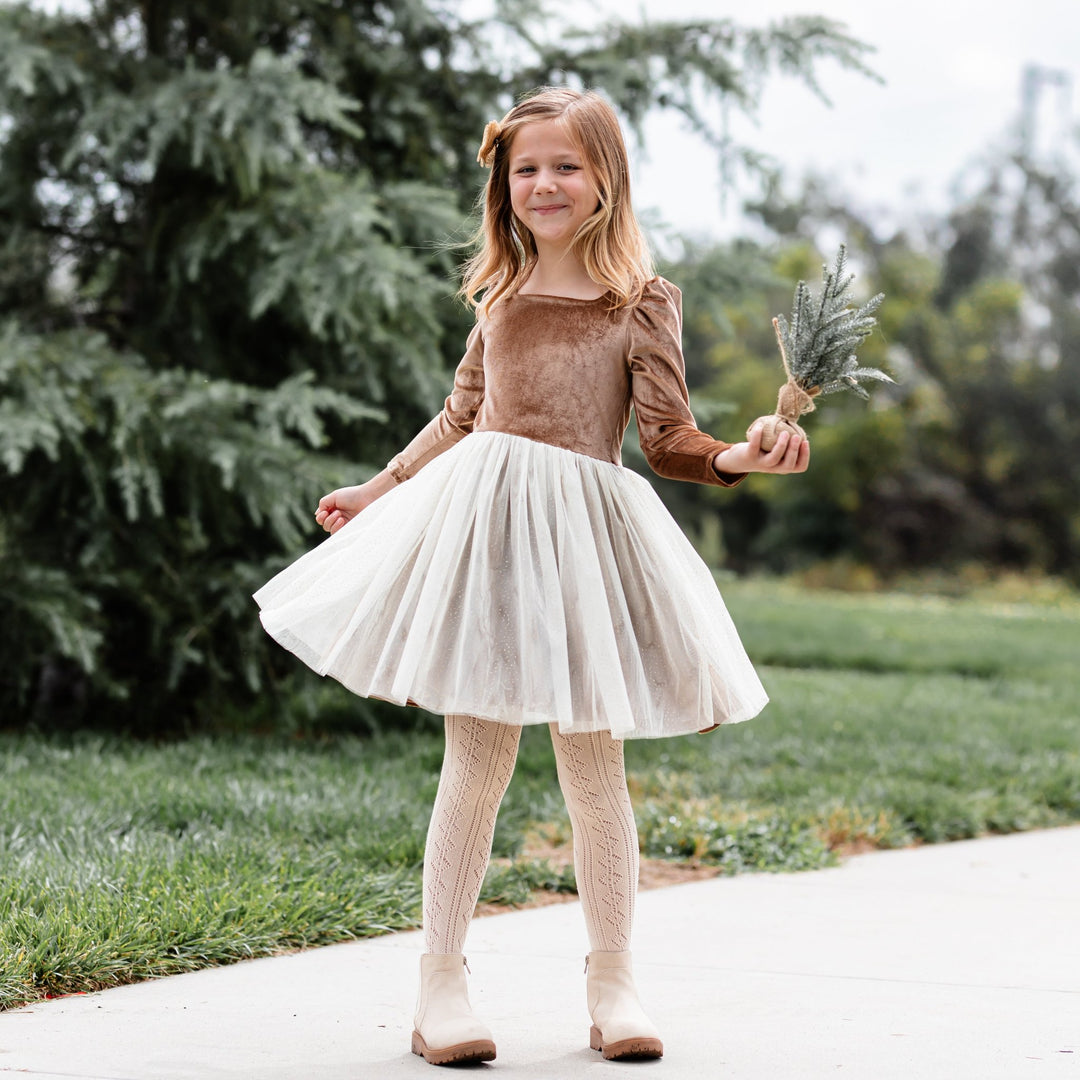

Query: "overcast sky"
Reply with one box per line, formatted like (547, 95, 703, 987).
(545, 0, 1080, 239)
(39, 0, 1080, 240)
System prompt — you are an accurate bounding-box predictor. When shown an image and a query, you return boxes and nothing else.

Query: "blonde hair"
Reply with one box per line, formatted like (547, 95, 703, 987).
(459, 87, 654, 313)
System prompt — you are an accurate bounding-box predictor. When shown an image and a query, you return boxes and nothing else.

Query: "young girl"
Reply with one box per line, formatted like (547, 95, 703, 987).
(254, 86, 808, 1067)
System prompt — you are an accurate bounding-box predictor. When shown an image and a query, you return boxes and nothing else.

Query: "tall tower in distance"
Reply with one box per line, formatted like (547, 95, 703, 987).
(1019, 64, 1073, 163)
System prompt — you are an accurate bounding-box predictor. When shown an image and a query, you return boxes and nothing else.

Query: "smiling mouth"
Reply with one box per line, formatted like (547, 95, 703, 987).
(532, 205, 566, 214)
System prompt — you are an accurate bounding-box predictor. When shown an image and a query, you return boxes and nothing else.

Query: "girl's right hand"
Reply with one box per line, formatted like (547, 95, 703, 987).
(315, 470, 397, 534)
(712, 425, 810, 477)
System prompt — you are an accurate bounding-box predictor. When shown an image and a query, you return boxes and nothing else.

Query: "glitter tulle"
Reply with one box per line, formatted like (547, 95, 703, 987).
(254, 431, 767, 738)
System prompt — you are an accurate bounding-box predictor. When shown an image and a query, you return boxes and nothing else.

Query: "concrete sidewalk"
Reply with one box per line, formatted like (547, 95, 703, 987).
(2, 827, 1077, 1080)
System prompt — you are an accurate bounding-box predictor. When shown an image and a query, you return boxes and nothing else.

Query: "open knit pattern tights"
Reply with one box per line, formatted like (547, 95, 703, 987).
(423, 714, 639, 955)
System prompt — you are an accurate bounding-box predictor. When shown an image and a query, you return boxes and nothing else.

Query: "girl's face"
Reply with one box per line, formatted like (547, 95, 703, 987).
(507, 120, 599, 256)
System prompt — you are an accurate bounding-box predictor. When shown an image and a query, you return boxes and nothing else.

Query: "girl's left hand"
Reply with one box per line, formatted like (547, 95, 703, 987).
(315, 469, 397, 534)
(712, 424, 810, 476)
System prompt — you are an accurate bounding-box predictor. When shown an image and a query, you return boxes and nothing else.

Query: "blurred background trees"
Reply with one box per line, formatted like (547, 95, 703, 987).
(661, 136, 1080, 586)
(1, 1, 1075, 735)
(0, 0, 877, 732)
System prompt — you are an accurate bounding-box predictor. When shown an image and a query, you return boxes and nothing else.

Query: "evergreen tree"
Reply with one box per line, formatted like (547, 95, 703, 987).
(0, 0, 876, 730)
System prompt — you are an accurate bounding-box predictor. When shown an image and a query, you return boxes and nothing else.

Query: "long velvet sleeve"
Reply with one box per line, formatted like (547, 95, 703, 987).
(629, 279, 745, 488)
(386, 320, 486, 483)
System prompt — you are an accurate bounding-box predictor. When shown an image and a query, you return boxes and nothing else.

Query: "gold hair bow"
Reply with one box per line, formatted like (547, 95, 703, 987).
(477, 120, 501, 168)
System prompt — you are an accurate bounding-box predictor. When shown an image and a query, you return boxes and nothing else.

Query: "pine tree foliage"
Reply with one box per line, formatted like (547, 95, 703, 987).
(68, 51, 364, 194)
(0, 322, 380, 718)
(0, 0, 876, 731)
(518, 14, 878, 138)
(776, 246, 888, 399)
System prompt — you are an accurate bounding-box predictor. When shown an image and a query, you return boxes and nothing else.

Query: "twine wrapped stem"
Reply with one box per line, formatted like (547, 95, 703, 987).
(747, 318, 820, 451)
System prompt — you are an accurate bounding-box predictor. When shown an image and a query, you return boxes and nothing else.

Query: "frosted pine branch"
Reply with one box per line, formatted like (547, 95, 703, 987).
(774, 246, 888, 394)
(749, 245, 891, 451)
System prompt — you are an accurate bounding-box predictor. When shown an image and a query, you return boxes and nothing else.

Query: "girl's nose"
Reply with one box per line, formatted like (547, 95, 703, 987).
(533, 169, 557, 192)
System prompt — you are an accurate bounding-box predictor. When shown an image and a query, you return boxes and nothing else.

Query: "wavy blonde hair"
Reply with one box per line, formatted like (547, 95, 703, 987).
(459, 87, 654, 313)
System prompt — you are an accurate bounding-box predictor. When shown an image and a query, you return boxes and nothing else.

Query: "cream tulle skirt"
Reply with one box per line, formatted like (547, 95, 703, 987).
(254, 431, 768, 739)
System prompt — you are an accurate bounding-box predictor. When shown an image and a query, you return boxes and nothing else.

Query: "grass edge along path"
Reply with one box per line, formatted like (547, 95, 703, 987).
(2, 582, 1078, 1010)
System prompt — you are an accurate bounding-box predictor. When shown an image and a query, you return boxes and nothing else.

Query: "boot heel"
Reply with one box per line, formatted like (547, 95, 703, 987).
(411, 1030, 425, 1058)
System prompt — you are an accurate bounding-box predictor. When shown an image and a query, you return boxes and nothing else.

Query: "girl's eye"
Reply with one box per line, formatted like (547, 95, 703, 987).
(514, 164, 580, 174)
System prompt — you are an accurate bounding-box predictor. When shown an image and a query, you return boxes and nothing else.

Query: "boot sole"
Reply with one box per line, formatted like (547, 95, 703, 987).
(590, 1024, 664, 1060)
(411, 1030, 496, 1066)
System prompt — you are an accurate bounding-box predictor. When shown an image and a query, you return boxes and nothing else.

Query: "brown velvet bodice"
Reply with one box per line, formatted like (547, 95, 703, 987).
(387, 277, 743, 487)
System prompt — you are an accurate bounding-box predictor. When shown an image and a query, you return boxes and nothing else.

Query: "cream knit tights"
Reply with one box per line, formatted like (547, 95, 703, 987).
(423, 714, 638, 955)
(423, 714, 521, 955)
(549, 723, 638, 952)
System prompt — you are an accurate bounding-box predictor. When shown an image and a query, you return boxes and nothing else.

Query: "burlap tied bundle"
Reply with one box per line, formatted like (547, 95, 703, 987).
(749, 246, 889, 453)
(753, 361, 821, 452)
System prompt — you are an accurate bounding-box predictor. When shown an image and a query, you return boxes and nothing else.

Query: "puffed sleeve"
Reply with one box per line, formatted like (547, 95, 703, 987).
(386, 319, 486, 483)
(629, 278, 745, 487)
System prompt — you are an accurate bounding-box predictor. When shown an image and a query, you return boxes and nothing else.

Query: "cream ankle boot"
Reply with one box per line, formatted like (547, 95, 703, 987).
(411, 953, 496, 1066)
(585, 950, 663, 1060)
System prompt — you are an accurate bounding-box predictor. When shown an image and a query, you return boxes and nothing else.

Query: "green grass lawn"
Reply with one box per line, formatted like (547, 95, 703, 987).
(2, 581, 1078, 1009)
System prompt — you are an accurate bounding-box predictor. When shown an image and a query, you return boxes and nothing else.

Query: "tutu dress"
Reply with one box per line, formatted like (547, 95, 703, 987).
(254, 278, 768, 738)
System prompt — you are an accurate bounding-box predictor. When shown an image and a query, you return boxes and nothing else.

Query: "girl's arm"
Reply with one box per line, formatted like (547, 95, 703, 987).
(316, 321, 487, 535)
(630, 280, 808, 483)
(386, 321, 486, 484)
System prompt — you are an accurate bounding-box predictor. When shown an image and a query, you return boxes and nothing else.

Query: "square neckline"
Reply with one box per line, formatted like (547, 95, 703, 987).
(514, 290, 610, 303)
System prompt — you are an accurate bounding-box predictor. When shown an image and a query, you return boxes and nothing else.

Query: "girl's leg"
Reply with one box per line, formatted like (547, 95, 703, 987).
(550, 725, 662, 1060)
(549, 725, 638, 951)
(423, 713, 521, 953)
(413, 714, 520, 1066)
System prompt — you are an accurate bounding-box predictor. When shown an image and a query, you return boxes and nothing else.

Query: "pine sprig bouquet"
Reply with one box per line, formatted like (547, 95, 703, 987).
(751, 246, 890, 451)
